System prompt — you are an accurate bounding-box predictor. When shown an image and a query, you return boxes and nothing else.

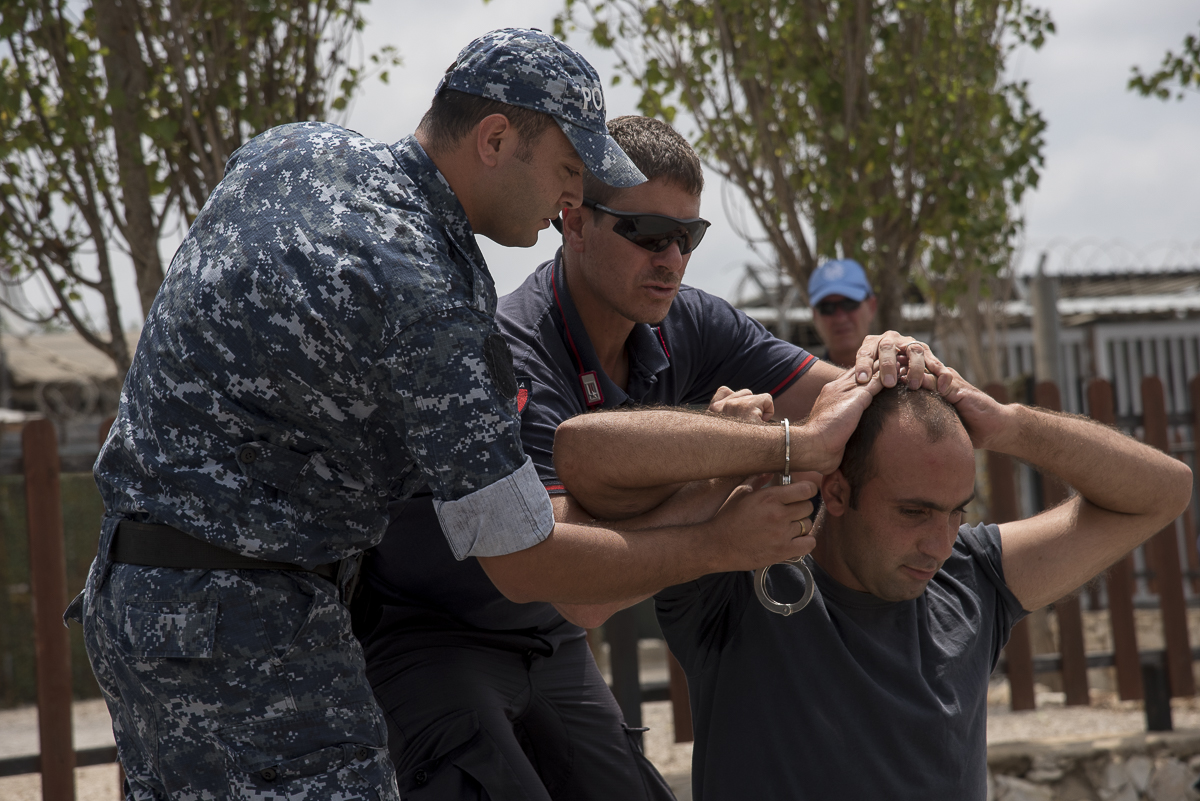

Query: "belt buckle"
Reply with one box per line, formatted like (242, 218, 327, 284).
(754, 556, 815, 616)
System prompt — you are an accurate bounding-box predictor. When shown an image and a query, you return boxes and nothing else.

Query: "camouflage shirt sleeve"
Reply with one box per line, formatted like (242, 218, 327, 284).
(378, 305, 554, 558)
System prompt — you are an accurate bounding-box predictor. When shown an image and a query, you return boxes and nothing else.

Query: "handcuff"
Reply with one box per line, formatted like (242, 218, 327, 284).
(752, 418, 817, 616)
(754, 556, 816, 616)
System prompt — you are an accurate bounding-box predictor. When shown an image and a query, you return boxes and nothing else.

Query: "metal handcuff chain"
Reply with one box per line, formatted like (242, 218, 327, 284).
(753, 417, 817, 616)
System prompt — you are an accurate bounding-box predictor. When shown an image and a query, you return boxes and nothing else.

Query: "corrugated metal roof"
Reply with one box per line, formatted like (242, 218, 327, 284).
(744, 293, 1200, 324)
(2, 329, 140, 385)
(1015, 241, 1200, 278)
(1055, 274, 1200, 299)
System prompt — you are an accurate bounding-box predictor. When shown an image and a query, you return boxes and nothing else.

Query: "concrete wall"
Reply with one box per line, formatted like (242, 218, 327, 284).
(989, 732, 1200, 800)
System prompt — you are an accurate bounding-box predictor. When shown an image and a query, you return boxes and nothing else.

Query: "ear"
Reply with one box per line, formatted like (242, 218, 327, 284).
(865, 295, 879, 318)
(561, 206, 588, 253)
(475, 113, 517, 168)
(821, 470, 851, 517)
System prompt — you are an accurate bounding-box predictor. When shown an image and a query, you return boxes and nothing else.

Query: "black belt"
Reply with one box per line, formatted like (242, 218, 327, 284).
(113, 520, 338, 582)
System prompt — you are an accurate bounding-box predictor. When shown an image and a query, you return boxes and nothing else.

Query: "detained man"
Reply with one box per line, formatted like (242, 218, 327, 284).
(551, 367, 1193, 800)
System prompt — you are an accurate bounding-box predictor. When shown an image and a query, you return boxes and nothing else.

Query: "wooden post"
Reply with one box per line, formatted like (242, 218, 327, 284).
(1089, 379, 1143, 700)
(985, 383, 1036, 711)
(606, 607, 642, 728)
(1142, 376, 1194, 697)
(1034, 381, 1090, 707)
(1188, 376, 1200, 595)
(99, 415, 115, 447)
(666, 649, 693, 743)
(1175, 429, 1200, 594)
(24, 419, 76, 801)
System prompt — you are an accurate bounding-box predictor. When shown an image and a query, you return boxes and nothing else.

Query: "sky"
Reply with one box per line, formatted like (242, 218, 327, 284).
(45, 0, 1200, 331)
(331, 0, 1200, 298)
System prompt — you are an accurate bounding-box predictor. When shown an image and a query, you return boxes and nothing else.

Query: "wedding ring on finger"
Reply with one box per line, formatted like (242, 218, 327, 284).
(754, 556, 816, 616)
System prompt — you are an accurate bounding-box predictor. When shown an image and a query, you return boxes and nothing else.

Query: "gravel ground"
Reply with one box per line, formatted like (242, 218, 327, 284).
(6, 685, 1200, 799)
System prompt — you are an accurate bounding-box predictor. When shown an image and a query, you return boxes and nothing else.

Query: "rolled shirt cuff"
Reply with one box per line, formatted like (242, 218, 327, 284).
(434, 457, 555, 560)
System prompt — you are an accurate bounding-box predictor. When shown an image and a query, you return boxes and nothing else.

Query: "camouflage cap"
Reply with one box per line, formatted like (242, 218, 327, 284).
(437, 28, 646, 188)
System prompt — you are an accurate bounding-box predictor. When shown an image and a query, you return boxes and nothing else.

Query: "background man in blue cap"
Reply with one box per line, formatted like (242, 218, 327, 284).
(809, 258, 879, 368)
(72, 29, 821, 798)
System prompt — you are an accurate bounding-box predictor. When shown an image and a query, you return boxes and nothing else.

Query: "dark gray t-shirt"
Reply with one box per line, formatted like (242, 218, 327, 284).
(656, 522, 1027, 801)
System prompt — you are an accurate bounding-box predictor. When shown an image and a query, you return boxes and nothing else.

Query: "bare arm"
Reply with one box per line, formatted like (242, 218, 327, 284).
(552, 409, 781, 519)
(550, 387, 779, 627)
(552, 331, 946, 519)
(773, 358, 840, 421)
(555, 368, 884, 519)
(549, 480, 740, 628)
(476, 476, 818, 605)
(938, 370, 1194, 611)
(503, 372, 877, 607)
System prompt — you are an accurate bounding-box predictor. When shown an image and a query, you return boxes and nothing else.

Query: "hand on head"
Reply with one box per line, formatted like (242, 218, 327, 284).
(853, 333, 951, 392)
(916, 365, 1010, 450)
(798, 368, 886, 475)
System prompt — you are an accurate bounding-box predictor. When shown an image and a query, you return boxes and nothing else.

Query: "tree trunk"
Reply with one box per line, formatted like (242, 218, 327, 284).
(874, 251, 907, 335)
(95, 0, 164, 318)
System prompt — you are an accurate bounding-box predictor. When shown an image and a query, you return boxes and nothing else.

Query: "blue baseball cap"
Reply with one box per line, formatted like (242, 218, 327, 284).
(437, 29, 647, 188)
(808, 259, 873, 306)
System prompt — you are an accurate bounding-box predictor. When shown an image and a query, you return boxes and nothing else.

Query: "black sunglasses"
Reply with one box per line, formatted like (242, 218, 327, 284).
(815, 298, 864, 316)
(552, 199, 711, 255)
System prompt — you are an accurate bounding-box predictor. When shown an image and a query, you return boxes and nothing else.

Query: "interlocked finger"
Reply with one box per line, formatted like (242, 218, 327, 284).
(903, 341, 929, 387)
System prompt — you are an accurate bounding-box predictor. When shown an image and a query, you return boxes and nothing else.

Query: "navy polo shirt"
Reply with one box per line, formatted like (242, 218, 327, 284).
(363, 253, 816, 632)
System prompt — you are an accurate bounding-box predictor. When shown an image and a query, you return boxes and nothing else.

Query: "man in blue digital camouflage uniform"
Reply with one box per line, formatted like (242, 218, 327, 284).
(68, 30, 831, 800)
(358, 116, 936, 799)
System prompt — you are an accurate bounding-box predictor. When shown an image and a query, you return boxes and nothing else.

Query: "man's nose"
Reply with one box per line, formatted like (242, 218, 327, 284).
(651, 239, 686, 270)
(918, 517, 958, 561)
(560, 174, 583, 210)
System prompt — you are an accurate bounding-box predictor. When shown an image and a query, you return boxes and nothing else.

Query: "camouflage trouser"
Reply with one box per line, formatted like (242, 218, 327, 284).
(70, 521, 401, 800)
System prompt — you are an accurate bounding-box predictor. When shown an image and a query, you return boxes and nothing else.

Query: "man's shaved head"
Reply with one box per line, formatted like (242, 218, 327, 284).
(815, 384, 975, 601)
(838, 385, 966, 509)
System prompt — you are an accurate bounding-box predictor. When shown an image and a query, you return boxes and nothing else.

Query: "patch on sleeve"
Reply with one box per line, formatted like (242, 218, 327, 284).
(484, 333, 518, 399)
(516, 376, 531, 413)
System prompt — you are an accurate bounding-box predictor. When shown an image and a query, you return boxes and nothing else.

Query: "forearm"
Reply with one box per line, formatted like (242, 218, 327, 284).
(993, 405, 1193, 610)
(554, 594, 653, 629)
(554, 410, 783, 518)
(604, 475, 743, 528)
(480, 477, 819, 605)
(995, 405, 1191, 523)
(547, 478, 743, 626)
(478, 520, 721, 604)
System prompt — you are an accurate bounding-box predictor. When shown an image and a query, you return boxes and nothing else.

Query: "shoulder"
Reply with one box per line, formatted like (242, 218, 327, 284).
(667, 284, 735, 321)
(208, 121, 419, 234)
(177, 123, 470, 343)
(497, 263, 555, 338)
(933, 522, 1016, 612)
(662, 285, 772, 339)
(954, 522, 1005, 568)
(496, 263, 560, 369)
(656, 571, 754, 675)
(227, 123, 402, 180)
